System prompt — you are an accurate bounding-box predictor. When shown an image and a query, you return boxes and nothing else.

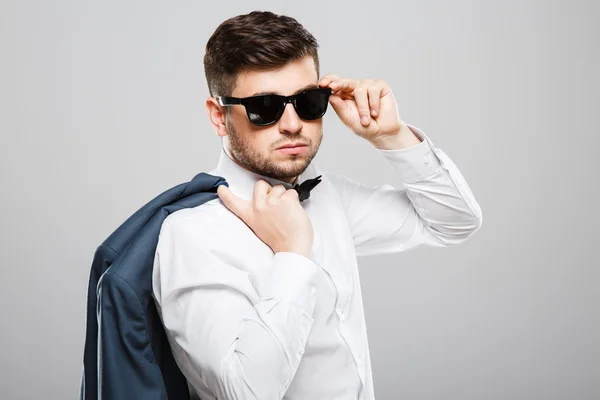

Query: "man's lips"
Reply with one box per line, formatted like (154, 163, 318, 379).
(276, 143, 308, 149)
(277, 144, 309, 154)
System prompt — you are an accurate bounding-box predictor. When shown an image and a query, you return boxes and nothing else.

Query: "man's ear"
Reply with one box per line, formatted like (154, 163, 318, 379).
(206, 97, 227, 138)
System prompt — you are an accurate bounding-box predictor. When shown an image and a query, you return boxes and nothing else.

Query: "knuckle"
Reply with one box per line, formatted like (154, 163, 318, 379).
(266, 194, 278, 205)
(253, 201, 265, 212)
(285, 189, 299, 199)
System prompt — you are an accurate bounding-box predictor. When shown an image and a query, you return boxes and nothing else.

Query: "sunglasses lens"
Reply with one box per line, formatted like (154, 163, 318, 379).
(244, 96, 283, 125)
(295, 88, 331, 120)
(241, 88, 331, 126)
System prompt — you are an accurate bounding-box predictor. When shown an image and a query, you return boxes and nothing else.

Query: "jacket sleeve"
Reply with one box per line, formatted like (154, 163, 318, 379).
(327, 124, 483, 257)
(153, 217, 319, 400)
(97, 270, 169, 400)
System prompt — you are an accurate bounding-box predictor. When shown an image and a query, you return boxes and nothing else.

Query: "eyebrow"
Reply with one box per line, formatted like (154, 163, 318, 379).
(251, 83, 319, 97)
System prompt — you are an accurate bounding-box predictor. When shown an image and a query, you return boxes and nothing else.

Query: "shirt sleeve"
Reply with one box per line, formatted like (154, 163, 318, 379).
(326, 124, 483, 257)
(153, 217, 319, 400)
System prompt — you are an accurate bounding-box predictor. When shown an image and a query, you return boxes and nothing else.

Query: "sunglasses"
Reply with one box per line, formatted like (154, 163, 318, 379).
(216, 87, 332, 126)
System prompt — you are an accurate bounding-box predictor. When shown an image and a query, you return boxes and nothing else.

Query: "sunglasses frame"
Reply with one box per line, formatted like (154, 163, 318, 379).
(216, 87, 332, 126)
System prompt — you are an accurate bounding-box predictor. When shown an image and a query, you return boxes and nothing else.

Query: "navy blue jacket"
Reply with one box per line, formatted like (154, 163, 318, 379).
(80, 172, 229, 400)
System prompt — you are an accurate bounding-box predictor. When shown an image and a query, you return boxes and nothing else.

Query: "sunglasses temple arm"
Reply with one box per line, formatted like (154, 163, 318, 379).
(217, 96, 242, 106)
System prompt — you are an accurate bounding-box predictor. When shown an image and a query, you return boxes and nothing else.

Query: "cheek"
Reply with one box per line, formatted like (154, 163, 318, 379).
(236, 123, 273, 154)
(229, 111, 257, 139)
(306, 121, 323, 140)
(231, 107, 249, 126)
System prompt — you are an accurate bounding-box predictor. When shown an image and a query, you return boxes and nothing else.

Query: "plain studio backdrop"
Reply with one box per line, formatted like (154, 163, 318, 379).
(1, 1, 598, 399)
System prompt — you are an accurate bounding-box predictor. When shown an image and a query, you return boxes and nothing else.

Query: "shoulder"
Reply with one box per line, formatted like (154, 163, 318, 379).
(159, 197, 241, 239)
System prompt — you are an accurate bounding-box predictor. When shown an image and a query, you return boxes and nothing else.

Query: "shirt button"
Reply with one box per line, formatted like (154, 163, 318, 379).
(424, 155, 429, 164)
(358, 355, 363, 364)
(310, 286, 316, 295)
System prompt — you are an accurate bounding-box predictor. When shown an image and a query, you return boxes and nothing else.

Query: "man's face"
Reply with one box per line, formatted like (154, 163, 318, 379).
(223, 55, 323, 184)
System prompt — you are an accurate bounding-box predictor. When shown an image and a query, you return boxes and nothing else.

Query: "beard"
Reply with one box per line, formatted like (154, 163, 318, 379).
(225, 119, 322, 182)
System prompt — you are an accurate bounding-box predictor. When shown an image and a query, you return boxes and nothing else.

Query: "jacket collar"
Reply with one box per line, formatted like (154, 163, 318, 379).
(210, 143, 318, 201)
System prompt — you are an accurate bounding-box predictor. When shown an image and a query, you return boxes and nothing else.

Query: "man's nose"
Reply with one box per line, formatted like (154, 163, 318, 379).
(278, 103, 302, 134)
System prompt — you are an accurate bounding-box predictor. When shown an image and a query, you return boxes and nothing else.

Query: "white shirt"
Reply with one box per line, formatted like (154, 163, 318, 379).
(152, 124, 482, 400)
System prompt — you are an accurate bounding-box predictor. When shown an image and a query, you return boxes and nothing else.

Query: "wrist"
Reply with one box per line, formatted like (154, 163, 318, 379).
(370, 125, 422, 150)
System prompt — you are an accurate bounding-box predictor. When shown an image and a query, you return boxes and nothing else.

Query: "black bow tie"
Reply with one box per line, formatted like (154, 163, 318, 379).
(293, 175, 322, 202)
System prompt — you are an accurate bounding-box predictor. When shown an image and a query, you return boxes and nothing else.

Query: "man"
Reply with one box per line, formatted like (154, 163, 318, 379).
(152, 10, 482, 400)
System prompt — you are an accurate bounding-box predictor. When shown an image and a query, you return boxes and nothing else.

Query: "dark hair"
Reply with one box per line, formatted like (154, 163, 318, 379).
(203, 11, 320, 101)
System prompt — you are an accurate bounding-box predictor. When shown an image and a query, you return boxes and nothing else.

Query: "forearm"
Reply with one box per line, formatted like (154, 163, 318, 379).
(376, 124, 482, 245)
(328, 123, 482, 256)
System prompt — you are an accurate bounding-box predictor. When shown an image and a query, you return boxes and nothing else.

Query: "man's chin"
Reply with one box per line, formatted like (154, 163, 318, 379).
(267, 162, 310, 181)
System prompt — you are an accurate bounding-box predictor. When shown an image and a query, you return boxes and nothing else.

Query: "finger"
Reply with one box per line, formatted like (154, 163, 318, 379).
(368, 85, 382, 117)
(319, 74, 340, 87)
(267, 184, 288, 203)
(253, 180, 271, 210)
(217, 184, 250, 221)
(353, 85, 371, 125)
(283, 187, 300, 201)
(328, 94, 353, 129)
(330, 78, 358, 93)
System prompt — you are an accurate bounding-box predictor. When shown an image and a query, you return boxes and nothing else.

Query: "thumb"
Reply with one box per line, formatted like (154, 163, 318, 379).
(217, 184, 250, 222)
(328, 94, 353, 129)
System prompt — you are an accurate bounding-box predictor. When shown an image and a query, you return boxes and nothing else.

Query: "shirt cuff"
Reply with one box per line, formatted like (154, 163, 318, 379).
(252, 252, 319, 307)
(375, 124, 441, 184)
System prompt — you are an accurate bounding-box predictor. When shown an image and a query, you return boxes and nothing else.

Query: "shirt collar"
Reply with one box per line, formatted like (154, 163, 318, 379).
(209, 144, 319, 201)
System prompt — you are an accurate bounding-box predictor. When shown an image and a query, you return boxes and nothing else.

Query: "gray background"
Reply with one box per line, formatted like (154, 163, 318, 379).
(1, 0, 598, 399)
